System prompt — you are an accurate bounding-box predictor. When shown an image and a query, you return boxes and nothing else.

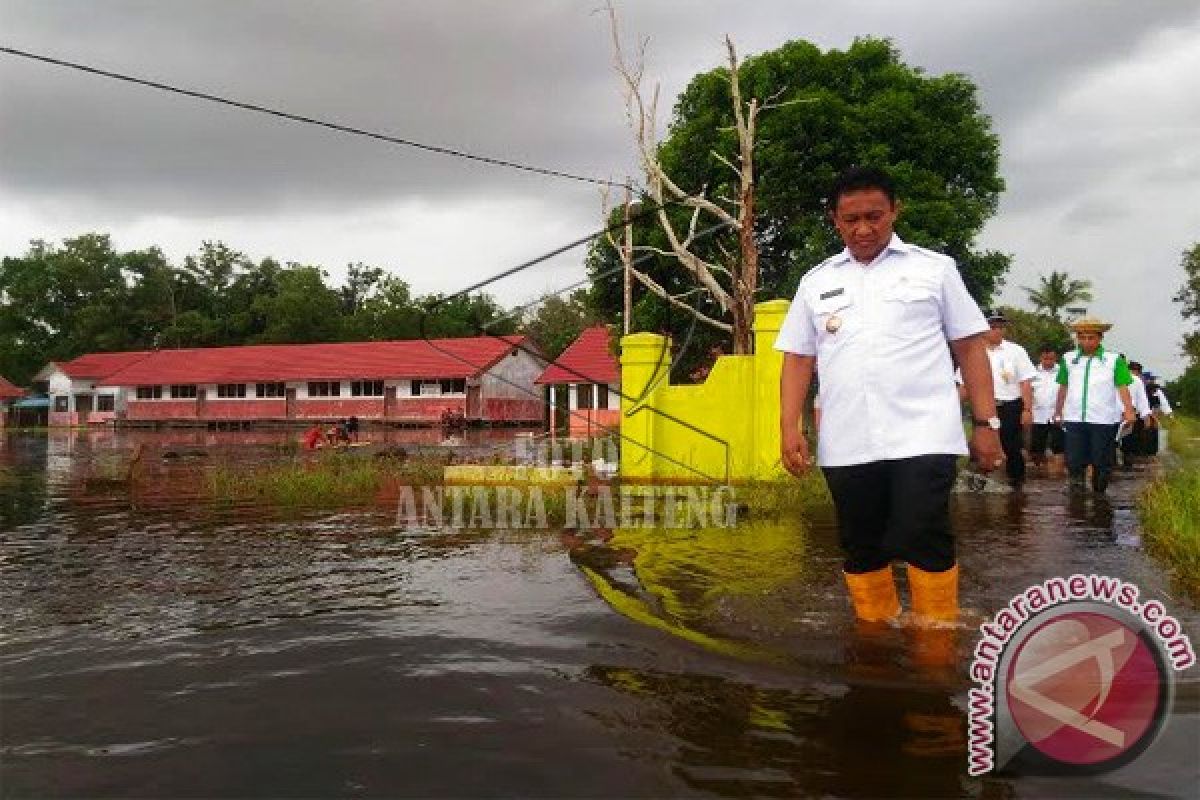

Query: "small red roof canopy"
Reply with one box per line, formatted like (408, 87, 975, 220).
(535, 326, 618, 385)
(56, 336, 527, 385)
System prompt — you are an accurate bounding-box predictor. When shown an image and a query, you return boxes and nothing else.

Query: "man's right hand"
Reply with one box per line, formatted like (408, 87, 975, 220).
(781, 429, 812, 477)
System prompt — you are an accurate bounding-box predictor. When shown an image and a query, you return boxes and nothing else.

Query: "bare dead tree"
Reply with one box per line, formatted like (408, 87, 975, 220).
(604, 2, 789, 352)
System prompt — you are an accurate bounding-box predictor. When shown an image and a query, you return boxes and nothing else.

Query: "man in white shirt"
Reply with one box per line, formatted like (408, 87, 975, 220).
(978, 310, 1036, 487)
(1121, 360, 1154, 470)
(1029, 344, 1066, 475)
(1142, 370, 1171, 455)
(777, 166, 1000, 628)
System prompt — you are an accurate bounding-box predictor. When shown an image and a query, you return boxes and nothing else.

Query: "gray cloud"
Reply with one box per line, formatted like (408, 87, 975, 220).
(2, 0, 1198, 375)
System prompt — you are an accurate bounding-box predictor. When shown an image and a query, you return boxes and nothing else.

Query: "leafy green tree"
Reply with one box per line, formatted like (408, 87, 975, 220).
(522, 290, 599, 359)
(1173, 242, 1200, 367)
(1022, 270, 1094, 321)
(0, 234, 133, 382)
(416, 292, 517, 339)
(254, 266, 344, 343)
(591, 36, 1008, 362)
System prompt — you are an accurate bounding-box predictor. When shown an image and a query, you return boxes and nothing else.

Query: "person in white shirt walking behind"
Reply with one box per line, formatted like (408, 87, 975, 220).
(1121, 360, 1154, 471)
(978, 310, 1035, 488)
(1053, 317, 1137, 494)
(1029, 343, 1066, 476)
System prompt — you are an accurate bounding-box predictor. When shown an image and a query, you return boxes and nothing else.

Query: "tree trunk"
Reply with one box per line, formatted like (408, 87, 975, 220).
(622, 182, 633, 335)
(732, 172, 757, 354)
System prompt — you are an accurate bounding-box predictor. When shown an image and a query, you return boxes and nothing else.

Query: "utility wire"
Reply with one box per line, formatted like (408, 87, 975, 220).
(0, 45, 626, 188)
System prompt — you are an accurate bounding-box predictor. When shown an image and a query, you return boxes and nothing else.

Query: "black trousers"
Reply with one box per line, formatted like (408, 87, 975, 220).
(997, 399, 1025, 485)
(1030, 422, 1065, 456)
(1142, 421, 1160, 455)
(1064, 422, 1119, 484)
(1120, 418, 1144, 466)
(822, 455, 959, 574)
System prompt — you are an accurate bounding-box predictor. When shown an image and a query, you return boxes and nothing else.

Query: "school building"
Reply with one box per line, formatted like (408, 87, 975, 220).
(36, 336, 546, 427)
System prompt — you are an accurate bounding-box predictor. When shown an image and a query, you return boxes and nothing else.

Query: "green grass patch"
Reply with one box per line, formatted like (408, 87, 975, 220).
(1139, 415, 1200, 602)
(206, 450, 441, 508)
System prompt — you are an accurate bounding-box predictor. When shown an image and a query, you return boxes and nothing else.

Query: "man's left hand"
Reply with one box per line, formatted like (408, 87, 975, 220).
(1020, 410, 1033, 426)
(1122, 408, 1137, 424)
(970, 427, 1003, 473)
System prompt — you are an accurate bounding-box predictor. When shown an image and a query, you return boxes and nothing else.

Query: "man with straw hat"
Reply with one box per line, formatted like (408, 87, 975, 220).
(1052, 316, 1137, 494)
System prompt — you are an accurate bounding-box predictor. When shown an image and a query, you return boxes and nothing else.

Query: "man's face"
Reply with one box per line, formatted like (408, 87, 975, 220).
(985, 321, 1006, 346)
(1076, 331, 1102, 354)
(831, 189, 898, 264)
(1039, 350, 1058, 368)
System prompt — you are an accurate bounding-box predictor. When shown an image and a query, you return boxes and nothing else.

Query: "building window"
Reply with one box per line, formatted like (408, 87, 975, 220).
(577, 384, 594, 410)
(439, 378, 466, 395)
(351, 380, 385, 397)
(307, 381, 340, 397)
(97, 395, 116, 412)
(170, 384, 198, 399)
(596, 384, 609, 411)
(256, 382, 285, 398)
(136, 386, 162, 400)
(54, 395, 69, 412)
(217, 383, 247, 398)
(411, 380, 443, 397)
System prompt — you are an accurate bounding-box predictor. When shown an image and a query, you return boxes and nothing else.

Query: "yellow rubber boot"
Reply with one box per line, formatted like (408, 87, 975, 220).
(907, 563, 959, 623)
(843, 566, 901, 622)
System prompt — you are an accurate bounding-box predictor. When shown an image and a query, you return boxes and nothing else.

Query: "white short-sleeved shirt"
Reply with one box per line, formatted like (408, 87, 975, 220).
(1129, 375, 1151, 419)
(953, 339, 1036, 401)
(987, 340, 1035, 401)
(1031, 364, 1061, 424)
(1154, 388, 1173, 415)
(774, 235, 988, 467)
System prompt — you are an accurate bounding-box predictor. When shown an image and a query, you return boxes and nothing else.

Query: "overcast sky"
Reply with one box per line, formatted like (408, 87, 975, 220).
(2, 1, 1198, 377)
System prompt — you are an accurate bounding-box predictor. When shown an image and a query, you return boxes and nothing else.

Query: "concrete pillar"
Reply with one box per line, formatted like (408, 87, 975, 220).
(619, 332, 671, 479)
(752, 299, 791, 479)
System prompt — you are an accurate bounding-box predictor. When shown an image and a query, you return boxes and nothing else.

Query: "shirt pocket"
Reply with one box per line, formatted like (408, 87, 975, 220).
(880, 277, 940, 339)
(810, 293, 854, 341)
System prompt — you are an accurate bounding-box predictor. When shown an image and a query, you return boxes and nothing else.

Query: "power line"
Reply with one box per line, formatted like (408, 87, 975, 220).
(0, 45, 626, 188)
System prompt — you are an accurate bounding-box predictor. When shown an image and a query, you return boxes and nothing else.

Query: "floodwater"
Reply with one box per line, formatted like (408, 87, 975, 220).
(1, 429, 1197, 798)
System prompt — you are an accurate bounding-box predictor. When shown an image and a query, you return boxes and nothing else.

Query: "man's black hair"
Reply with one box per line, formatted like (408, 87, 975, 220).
(1039, 342, 1060, 354)
(828, 166, 897, 210)
(1129, 361, 1143, 372)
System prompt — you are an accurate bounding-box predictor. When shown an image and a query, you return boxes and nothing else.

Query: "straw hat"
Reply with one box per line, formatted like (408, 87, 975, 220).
(1069, 316, 1112, 334)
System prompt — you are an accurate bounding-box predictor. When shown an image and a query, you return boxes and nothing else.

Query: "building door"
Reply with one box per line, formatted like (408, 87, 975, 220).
(466, 385, 482, 419)
(384, 386, 396, 418)
(285, 388, 296, 419)
(196, 387, 207, 419)
(73, 394, 93, 415)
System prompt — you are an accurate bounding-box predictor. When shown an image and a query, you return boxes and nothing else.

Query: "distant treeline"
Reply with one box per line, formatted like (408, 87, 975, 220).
(0, 234, 596, 386)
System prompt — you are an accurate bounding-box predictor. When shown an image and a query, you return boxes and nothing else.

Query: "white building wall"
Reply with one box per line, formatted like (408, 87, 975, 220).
(480, 348, 545, 401)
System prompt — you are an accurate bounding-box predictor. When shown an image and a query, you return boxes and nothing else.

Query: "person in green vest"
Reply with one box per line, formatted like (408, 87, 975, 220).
(1052, 317, 1137, 494)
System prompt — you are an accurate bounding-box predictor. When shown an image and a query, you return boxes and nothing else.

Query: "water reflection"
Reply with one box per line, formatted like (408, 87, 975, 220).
(586, 663, 966, 798)
(1, 430, 1197, 798)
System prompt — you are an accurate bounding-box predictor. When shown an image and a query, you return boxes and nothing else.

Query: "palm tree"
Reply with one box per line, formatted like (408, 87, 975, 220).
(1023, 271, 1094, 321)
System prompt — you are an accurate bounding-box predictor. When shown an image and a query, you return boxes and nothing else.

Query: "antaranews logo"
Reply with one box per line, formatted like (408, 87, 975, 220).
(967, 574, 1195, 777)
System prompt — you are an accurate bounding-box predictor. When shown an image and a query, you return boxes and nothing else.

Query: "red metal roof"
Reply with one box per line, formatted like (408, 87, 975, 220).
(59, 351, 155, 379)
(535, 326, 619, 385)
(0, 375, 25, 400)
(92, 336, 527, 385)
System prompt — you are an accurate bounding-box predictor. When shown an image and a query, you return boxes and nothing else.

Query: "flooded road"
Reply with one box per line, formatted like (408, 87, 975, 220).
(2, 429, 1197, 798)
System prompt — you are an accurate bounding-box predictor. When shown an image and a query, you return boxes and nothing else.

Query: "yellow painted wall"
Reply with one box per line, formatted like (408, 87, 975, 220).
(619, 300, 790, 483)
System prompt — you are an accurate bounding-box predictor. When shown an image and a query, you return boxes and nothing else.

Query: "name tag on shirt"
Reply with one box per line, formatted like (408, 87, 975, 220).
(820, 287, 845, 300)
